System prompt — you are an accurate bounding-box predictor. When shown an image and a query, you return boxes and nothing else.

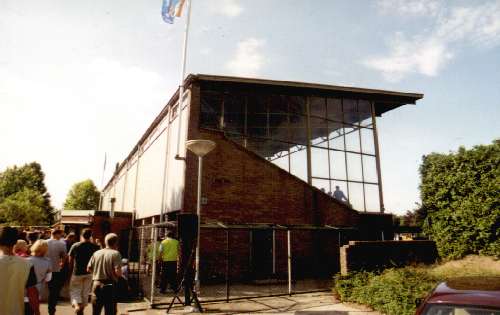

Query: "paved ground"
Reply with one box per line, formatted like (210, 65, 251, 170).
(40, 292, 380, 315)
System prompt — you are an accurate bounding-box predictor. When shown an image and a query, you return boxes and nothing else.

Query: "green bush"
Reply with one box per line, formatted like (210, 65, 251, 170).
(334, 268, 438, 315)
(419, 140, 500, 259)
(334, 256, 500, 315)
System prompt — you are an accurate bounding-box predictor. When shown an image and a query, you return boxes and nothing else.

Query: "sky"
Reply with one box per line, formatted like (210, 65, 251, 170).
(1, 0, 499, 214)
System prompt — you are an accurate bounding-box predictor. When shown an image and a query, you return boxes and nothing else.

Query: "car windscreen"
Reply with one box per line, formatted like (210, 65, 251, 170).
(423, 305, 500, 315)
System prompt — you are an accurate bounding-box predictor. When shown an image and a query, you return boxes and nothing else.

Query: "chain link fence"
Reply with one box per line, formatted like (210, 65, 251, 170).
(128, 223, 357, 308)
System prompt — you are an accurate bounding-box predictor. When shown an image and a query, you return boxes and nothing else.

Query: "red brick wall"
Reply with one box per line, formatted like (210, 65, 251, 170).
(179, 83, 381, 281)
(183, 129, 359, 227)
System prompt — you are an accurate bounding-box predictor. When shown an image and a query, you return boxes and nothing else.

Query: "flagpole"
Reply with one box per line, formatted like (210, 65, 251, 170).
(175, 0, 192, 159)
(98, 152, 107, 210)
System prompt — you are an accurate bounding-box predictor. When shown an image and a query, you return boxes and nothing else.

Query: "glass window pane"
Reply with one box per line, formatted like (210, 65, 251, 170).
(344, 126, 361, 152)
(346, 153, 362, 181)
(363, 155, 378, 183)
(288, 96, 306, 115)
(269, 113, 289, 142)
(361, 128, 375, 154)
(310, 97, 326, 118)
(343, 99, 359, 126)
(358, 100, 373, 127)
(290, 145, 308, 182)
(330, 150, 346, 180)
(328, 125, 344, 150)
(247, 138, 274, 159)
(269, 95, 288, 113)
(327, 98, 342, 122)
(200, 91, 222, 129)
(247, 94, 268, 138)
(348, 182, 364, 211)
(312, 178, 330, 195)
(364, 184, 380, 212)
(271, 154, 289, 172)
(310, 117, 328, 148)
(289, 114, 307, 145)
(331, 180, 348, 202)
(224, 94, 245, 134)
(311, 147, 329, 178)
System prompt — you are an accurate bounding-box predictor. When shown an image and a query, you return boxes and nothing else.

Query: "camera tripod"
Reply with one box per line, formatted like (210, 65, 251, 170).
(166, 244, 203, 313)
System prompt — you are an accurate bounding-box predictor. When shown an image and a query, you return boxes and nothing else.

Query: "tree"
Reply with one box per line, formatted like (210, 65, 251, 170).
(419, 140, 500, 258)
(63, 179, 100, 210)
(0, 162, 54, 224)
(0, 189, 48, 226)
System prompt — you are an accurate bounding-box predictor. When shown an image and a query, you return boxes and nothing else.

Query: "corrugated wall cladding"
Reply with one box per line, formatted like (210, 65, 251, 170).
(101, 92, 191, 219)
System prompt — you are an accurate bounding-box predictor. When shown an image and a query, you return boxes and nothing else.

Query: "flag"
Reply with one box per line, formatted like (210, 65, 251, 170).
(162, 0, 186, 24)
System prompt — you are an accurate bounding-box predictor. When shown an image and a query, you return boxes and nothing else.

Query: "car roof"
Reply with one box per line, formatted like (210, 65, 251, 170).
(426, 277, 500, 308)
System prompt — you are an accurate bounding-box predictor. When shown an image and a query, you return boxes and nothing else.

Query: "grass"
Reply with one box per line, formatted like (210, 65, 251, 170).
(333, 255, 500, 315)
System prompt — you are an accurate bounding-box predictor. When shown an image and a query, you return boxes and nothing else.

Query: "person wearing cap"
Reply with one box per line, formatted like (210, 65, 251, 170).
(0, 226, 40, 315)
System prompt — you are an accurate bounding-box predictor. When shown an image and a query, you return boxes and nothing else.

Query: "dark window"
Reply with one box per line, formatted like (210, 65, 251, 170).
(200, 91, 222, 129)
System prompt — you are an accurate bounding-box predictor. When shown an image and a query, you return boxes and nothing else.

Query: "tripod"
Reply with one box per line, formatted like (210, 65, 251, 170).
(166, 244, 203, 313)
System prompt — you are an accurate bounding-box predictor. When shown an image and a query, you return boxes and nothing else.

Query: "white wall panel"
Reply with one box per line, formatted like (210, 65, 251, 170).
(135, 127, 168, 219)
(164, 95, 190, 213)
(102, 188, 112, 211)
(122, 161, 137, 212)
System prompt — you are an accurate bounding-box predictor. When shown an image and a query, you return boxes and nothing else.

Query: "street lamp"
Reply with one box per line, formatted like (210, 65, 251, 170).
(185, 139, 216, 295)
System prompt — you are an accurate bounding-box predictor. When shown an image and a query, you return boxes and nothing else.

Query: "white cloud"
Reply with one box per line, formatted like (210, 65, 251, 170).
(199, 47, 212, 55)
(365, 1, 500, 81)
(210, 0, 243, 18)
(226, 38, 266, 77)
(363, 35, 453, 82)
(376, 0, 441, 17)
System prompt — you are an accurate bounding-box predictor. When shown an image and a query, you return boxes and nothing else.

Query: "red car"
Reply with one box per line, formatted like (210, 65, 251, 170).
(415, 276, 500, 315)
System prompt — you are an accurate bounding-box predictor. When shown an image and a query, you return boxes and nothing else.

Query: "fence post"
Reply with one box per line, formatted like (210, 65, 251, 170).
(287, 229, 292, 296)
(225, 229, 230, 303)
(150, 227, 158, 307)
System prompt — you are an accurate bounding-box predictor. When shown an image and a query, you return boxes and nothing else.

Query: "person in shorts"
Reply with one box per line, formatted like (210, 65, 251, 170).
(68, 228, 100, 315)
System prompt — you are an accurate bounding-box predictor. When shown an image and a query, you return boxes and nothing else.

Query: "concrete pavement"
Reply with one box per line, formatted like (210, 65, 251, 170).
(40, 292, 380, 314)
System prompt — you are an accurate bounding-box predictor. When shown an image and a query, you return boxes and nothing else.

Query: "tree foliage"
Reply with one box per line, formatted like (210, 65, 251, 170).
(63, 179, 100, 210)
(0, 189, 48, 226)
(0, 162, 54, 225)
(419, 140, 500, 258)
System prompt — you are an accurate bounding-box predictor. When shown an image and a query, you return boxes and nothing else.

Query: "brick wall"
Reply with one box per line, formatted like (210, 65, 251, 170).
(183, 130, 359, 227)
(180, 84, 391, 281)
(340, 240, 438, 275)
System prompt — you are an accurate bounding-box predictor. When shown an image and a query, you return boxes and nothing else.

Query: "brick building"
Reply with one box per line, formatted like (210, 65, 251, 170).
(101, 74, 422, 281)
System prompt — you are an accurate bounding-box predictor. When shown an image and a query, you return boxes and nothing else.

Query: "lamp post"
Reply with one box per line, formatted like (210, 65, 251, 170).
(185, 139, 216, 295)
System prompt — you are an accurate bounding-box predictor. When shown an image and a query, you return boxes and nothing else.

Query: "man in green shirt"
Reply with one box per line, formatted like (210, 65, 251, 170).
(159, 231, 179, 294)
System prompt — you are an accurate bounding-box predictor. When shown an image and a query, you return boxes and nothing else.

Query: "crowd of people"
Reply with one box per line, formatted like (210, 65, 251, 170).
(0, 226, 128, 315)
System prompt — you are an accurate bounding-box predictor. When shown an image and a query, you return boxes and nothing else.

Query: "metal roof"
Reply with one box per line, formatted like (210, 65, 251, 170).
(189, 74, 423, 101)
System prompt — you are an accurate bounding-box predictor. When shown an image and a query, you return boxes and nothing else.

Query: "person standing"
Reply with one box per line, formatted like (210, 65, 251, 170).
(46, 229, 67, 315)
(333, 186, 348, 204)
(27, 240, 52, 309)
(87, 233, 122, 315)
(68, 228, 100, 315)
(0, 226, 40, 315)
(14, 239, 30, 257)
(159, 231, 179, 294)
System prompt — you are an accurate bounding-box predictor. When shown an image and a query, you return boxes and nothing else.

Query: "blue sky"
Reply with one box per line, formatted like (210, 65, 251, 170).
(1, 0, 499, 213)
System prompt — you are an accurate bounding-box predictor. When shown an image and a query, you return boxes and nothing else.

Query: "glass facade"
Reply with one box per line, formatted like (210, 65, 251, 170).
(200, 88, 381, 212)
